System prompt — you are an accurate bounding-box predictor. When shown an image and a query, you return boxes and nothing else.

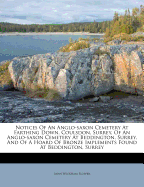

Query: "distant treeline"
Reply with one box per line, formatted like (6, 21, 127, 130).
(0, 5, 143, 34)
(0, 21, 109, 33)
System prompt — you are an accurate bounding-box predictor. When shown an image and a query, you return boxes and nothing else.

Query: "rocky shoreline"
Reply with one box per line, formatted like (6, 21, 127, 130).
(0, 90, 143, 123)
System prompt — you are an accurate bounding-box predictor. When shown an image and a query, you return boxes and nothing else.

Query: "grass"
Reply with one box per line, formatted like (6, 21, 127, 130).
(104, 33, 144, 44)
(57, 36, 102, 52)
(0, 61, 13, 86)
(24, 85, 62, 101)
(58, 36, 102, 52)
(58, 39, 90, 52)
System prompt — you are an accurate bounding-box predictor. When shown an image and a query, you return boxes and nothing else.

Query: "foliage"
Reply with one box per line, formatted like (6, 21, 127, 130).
(104, 5, 144, 39)
(0, 21, 110, 33)
(0, 61, 13, 86)
(58, 38, 90, 52)
(24, 85, 62, 101)
(103, 36, 113, 43)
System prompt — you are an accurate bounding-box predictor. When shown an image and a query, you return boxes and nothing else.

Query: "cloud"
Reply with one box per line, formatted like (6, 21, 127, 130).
(0, 0, 143, 24)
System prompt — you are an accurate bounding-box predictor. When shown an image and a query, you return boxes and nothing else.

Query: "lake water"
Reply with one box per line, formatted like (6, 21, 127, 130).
(0, 34, 102, 62)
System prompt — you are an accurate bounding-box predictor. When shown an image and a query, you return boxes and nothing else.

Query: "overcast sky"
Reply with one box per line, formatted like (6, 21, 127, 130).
(0, 0, 143, 24)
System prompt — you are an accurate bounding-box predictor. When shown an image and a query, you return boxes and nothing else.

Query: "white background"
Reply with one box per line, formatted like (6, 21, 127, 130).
(0, 123, 143, 153)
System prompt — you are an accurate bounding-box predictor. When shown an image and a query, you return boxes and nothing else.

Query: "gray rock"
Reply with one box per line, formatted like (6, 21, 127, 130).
(130, 32, 144, 37)
(0, 91, 143, 123)
(14, 114, 64, 123)
(108, 39, 121, 45)
(91, 54, 114, 96)
(5, 43, 144, 102)
(114, 49, 144, 95)
(99, 96, 111, 102)
(89, 97, 99, 102)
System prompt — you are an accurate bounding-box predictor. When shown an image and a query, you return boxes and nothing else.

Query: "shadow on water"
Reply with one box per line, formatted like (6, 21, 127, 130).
(76, 89, 139, 102)
(5, 87, 19, 91)
(100, 89, 138, 99)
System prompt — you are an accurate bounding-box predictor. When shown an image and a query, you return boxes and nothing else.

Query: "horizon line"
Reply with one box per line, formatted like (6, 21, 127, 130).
(0, 20, 112, 25)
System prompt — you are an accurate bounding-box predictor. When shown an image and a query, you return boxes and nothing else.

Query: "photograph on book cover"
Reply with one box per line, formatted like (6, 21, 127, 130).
(0, 0, 144, 153)
(0, 164, 143, 187)
(0, 0, 144, 123)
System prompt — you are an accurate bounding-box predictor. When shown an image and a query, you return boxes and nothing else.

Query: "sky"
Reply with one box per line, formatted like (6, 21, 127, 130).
(0, 0, 143, 25)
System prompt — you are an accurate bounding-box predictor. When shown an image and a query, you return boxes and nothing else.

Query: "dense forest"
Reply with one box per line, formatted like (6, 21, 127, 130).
(105, 5, 144, 38)
(0, 5, 143, 35)
(0, 21, 110, 33)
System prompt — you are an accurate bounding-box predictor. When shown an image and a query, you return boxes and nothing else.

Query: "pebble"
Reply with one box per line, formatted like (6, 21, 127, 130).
(123, 115, 127, 117)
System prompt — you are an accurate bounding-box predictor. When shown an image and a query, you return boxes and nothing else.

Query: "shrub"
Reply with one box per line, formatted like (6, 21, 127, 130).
(134, 35, 144, 41)
(25, 85, 62, 101)
(113, 33, 127, 39)
(58, 40, 90, 52)
(91, 38, 100, 42)
(78, 37, 84, 42)
(0, 61, 13, 86)
(69, 37, 73, 43)
(103, 36, 113, 43)
(120, 34, 132, 41)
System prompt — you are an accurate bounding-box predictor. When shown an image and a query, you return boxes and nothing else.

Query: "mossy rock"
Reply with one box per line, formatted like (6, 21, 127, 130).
(24, 86, 62, 101)
(0, 61, 14, 90)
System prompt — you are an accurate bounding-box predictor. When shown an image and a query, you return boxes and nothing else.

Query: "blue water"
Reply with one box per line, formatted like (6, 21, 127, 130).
(0, 34, 102, 62)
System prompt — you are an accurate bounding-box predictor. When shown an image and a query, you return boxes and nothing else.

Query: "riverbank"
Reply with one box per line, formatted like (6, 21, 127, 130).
(0, 32, 105, 36)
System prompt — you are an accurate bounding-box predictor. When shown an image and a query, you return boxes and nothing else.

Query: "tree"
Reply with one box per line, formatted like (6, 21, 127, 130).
(132, 7, 139, 17)
(113, 12, 119, 22)
(111, 20, 120, 36)
(105, 27, 110, 37)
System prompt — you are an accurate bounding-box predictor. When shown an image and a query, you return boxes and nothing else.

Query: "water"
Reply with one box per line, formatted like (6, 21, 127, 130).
(0, 34, 102, 62)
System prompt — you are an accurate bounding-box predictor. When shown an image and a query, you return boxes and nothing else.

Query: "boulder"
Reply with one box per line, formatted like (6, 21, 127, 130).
(7, 44, 144, 101)
(99, 96, 111, 102)
(8, 54, 53, 91)
(107, 39, 121, 45)
(113, 49, 144, 95)
(91, 54, 114, 96)
(55, 49, 92, 100)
